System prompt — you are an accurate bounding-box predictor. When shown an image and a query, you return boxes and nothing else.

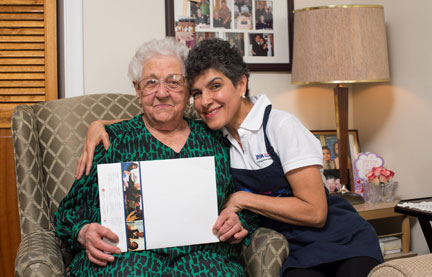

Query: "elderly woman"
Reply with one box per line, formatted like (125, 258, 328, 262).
(55, 38, 257, 276)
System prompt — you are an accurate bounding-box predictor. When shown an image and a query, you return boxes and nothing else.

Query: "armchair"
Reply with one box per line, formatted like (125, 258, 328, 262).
(369, 254, 432, 276)
(12, 93, 288, 277)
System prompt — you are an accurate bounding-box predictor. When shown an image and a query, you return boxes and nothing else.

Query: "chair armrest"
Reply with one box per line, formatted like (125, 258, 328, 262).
(241, 227, 289, 277)
(12, 105, 54, 235)
(369, 254, 432, 277)
(15, 230, 65, 277)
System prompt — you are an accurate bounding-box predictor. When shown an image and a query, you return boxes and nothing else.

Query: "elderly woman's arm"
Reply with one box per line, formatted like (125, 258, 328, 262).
(55, 144, 121, 266)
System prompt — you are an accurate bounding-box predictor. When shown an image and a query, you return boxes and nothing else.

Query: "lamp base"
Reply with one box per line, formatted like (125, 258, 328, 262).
(333, 185, 365, 205)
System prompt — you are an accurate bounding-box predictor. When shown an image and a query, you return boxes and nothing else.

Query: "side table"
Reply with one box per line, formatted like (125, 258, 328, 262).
(395, 197, 432, 252)
(355, 200, 415, 260)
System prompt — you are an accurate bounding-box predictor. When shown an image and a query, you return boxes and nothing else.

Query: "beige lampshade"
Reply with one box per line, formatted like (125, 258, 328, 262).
(291, 5, 390, 84)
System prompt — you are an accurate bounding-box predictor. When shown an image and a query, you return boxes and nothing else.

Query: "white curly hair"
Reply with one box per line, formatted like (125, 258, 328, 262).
(128, 38, 189, 83)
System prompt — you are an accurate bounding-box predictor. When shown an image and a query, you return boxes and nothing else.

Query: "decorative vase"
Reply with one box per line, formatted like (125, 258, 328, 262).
(380, 181, 398, 202)
(363, 181, 398, 203)
(363, 181, 380, 203)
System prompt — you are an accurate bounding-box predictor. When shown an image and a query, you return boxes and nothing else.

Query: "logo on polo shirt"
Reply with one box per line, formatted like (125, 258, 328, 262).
(255, 153, 272, 163)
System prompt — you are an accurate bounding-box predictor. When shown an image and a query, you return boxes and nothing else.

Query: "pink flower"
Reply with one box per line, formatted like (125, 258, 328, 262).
(366, 170, 379, 185)
(369, 175, 379, 184)
(367, 166, 395, 185)
(372, 166, 384, 176)
(379, 168, 395, 183)
(366, 171, 375, 180)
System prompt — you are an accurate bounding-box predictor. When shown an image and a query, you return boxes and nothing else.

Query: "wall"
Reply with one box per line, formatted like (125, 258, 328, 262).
(82, 0, 432, 255)
(352, 0, 432, 255)
(83, 0, 166, 94)
(82, 0, 339, 129)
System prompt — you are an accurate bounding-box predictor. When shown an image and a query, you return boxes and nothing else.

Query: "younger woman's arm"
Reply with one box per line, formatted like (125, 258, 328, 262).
(224, 165, 328, 228)
(75, 119, 123, 179)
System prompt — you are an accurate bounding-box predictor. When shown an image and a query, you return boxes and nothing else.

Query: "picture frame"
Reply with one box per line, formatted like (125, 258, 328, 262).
(311, 130, 361, 191)
(165, 0, 293, 71)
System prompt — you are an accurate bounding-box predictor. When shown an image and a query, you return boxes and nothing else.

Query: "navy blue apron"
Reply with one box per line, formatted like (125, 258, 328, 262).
(230, 105, 383, 274)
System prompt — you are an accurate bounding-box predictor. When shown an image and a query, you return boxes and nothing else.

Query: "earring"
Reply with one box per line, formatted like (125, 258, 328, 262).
(242, 94, 246, 99)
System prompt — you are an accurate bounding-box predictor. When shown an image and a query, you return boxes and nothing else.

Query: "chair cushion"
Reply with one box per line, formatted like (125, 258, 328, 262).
(369, 254, 432, 277)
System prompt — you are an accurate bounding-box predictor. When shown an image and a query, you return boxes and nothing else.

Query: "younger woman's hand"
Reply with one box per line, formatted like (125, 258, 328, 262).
(222, 191, 247, 213)
(75, 120, 111, 179)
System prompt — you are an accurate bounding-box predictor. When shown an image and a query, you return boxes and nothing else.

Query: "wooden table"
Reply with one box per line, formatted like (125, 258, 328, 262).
(355, 201, 411, 257)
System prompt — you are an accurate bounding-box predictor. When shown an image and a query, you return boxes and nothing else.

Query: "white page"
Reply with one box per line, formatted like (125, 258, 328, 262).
(140, 156, 219, 249)
(98, 156, 219, 251)
(97, 163, 128, 252)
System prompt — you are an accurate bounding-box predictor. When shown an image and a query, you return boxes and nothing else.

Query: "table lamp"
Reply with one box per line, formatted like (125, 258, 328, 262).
(291, 5, 390, 204)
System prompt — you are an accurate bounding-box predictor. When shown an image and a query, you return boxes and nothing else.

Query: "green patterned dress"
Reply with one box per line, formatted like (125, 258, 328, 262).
(55, 115, 258, 276)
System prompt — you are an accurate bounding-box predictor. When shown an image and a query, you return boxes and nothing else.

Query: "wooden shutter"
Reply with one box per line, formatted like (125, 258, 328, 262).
(0, 1, 57, 276)
(0, 0, 57, 128)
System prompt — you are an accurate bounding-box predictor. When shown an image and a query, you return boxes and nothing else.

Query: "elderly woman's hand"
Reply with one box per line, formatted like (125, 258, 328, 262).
(78, 223, 121, 266)
(212, 208, 248, 244)
(75, 120, 112, 179)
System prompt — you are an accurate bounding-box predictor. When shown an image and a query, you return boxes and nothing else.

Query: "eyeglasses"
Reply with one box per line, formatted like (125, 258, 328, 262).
(136, 74, 185, 95)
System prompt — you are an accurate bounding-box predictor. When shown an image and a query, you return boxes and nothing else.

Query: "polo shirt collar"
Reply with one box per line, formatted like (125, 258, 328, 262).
(222, 94, 271, 136)
(240, 94, 271, 131)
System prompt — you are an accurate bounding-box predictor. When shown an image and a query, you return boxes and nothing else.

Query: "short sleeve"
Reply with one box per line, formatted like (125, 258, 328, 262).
(268, 112, 323, 174)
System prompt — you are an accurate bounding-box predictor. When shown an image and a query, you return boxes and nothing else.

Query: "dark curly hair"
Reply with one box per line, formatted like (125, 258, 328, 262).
(185, 38, 250, 96)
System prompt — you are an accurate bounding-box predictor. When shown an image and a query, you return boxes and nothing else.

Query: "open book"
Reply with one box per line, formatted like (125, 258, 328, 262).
(97, 156, 219, 252)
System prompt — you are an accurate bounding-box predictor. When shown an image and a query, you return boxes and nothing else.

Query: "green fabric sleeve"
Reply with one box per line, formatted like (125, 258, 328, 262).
(238, 210, 260, 247)
(54, 144, 107, 251)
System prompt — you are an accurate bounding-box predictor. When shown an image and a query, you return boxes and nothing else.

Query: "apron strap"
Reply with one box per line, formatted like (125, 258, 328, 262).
(262, 105, 274, 153)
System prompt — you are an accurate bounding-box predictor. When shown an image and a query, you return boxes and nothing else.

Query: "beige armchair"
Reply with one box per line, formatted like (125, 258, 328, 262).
(12, 93, 288, 277)
(369, 254, 432, 276)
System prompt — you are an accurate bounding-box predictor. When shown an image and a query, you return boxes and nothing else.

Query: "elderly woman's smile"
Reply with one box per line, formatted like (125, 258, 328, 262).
(136, 55, 188, 129)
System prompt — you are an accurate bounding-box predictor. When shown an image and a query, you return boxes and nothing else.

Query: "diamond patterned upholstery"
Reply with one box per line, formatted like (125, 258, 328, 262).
(240, 228, 290, 277)
(11, 93, 288, 276)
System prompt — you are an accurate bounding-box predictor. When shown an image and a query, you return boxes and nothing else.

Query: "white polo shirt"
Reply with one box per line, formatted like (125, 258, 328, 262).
(223, 95, 323, 173)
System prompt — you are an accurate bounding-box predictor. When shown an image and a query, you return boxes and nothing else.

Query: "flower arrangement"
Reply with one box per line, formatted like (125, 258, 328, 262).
(366, 166, 395, 185)
(365, 166, 397, 202)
